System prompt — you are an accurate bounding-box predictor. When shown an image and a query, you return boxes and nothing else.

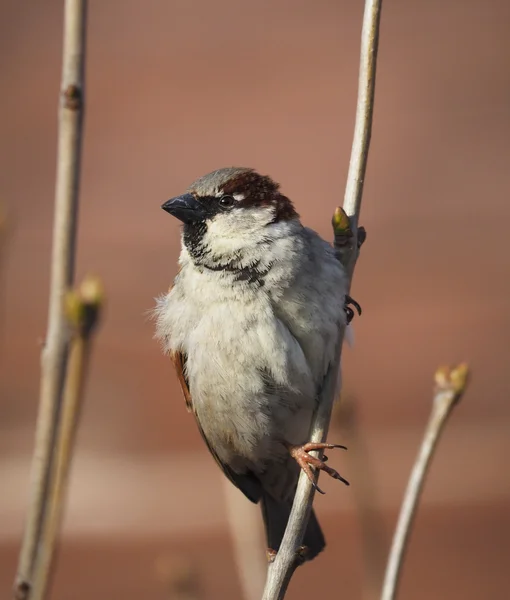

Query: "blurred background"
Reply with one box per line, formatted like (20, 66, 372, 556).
(1, 0, 510, 598)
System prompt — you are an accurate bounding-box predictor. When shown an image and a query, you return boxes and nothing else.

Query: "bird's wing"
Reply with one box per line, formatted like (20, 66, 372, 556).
(170, 350, 262, 503)
(170, 350, 193, 412)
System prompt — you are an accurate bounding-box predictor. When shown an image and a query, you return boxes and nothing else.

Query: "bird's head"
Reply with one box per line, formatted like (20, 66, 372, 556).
(162, 167, 300, 266)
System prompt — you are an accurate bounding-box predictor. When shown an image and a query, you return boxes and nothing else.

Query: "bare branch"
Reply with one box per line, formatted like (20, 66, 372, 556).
(261, 2, 383, 598)
(29, 277, 104, 600)
(380, 363, 470, 600)
(14, 2, 87, 598)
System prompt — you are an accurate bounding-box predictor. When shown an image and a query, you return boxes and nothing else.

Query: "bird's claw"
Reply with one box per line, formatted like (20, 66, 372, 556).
(344, 294, 362, 324)
(288, 442, 349, 494)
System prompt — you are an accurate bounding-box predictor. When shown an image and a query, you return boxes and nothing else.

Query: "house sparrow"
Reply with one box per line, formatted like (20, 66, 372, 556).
(154, 167, 359, 561)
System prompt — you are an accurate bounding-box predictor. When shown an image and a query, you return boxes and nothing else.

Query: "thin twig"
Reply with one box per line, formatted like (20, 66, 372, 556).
(380, 363, 470, 600)
(30, 277, 104, 600)
(14, 2, 87, 598)
(261, 2, 383, 598)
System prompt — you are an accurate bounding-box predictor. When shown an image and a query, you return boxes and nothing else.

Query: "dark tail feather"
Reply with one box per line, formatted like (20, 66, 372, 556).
(261, 493, 326, 561)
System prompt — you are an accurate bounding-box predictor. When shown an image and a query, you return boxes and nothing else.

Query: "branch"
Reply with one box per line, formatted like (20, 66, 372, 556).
(380, 363, 470, 600)
(14, 1, 87, 598)
(29, 277, 104, 600)
(261, 1, 383, 598)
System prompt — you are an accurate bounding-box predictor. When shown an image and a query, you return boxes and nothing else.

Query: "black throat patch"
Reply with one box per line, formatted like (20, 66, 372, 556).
(201, 259, 271, 286)
(183, 221, 208, 262)
(182, 222, 271, 287)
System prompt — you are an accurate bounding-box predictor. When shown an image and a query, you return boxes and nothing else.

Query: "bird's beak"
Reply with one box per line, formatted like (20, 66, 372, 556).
(161, 193, 206, 224)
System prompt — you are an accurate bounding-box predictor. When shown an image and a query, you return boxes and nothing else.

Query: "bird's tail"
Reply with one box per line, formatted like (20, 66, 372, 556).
(261, 492, 325, 561)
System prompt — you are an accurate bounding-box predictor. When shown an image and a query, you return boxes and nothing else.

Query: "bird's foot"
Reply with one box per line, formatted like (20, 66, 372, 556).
(344, 294, 362, 324)
(287, 442, 349, 494)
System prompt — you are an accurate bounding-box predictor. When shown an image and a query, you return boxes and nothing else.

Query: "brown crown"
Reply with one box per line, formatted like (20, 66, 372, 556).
(221, 170, 299, 222)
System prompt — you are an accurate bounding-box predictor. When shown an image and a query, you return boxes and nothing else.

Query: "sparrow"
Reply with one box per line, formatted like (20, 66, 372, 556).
(154, 167, 359, 561)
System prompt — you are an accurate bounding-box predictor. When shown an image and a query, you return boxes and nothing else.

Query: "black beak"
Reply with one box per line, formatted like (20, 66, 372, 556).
(161, 193, 206, 224)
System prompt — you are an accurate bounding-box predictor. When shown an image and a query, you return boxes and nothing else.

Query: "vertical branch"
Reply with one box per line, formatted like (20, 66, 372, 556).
(380, 364, 470, 600)
(343, 0, 382, 224)
(14, 1, 87, 597)
(29, 277, 103, 600)
(261, 2, 383, 598)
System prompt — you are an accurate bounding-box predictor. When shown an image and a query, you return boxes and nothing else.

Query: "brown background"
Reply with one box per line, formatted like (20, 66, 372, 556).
(1, 1, 510, 598)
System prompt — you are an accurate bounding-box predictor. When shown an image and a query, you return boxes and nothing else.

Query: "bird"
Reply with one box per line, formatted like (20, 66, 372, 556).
(154, 167, 359, 562)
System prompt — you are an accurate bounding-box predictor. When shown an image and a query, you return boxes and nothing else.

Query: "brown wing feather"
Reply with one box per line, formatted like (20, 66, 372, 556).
(170, 350, 193, 412)
(170, 349, 261, 503)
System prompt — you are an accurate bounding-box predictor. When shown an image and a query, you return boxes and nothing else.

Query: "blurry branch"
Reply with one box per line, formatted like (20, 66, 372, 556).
(261, 1, 383, 598)
(380, 364, 470, 600)
(14, 1, 88, 598)
(30, 277, 104, 600)
(222, 478, 266, 600)
(337, 398, 387, 600)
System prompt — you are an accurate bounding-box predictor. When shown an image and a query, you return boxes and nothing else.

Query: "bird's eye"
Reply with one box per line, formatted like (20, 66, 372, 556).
(219, 195, 235, 209)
